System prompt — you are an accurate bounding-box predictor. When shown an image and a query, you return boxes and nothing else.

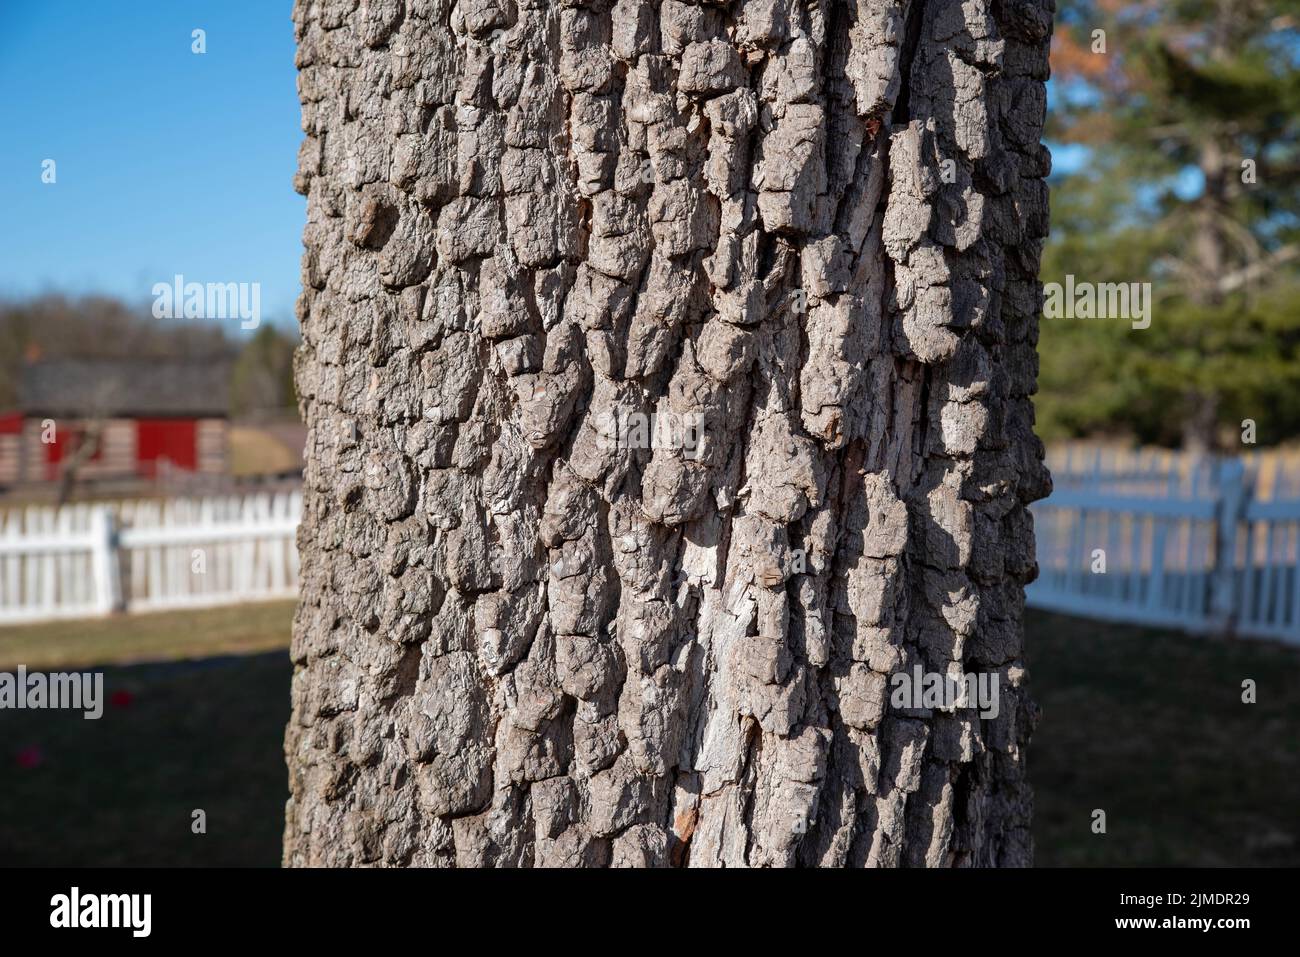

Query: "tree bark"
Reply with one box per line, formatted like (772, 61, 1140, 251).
(284, 0, 1054, 868)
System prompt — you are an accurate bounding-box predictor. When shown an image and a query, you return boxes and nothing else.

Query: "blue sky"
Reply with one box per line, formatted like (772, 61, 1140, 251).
(0, 2, 304, 332)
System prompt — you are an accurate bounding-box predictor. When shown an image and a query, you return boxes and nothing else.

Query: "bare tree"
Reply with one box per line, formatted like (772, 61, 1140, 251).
(285, 0, 1054, 867)
(55, 422, 104, 506)
(55, 378, 124, 505)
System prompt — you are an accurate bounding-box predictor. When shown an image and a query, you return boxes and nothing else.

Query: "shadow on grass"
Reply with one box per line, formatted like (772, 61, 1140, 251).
(1027, 610, 1300, 866)
(0, 652, 291, 867)
(1, 608, 1297, 866)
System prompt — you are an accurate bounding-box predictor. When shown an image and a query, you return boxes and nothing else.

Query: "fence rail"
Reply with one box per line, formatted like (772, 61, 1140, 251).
(1030, 445, 1300, 644)
(0, 491, 301, 625)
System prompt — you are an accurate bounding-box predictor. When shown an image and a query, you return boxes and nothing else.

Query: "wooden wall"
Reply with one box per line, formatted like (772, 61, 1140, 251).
(4, 417, 229, 482)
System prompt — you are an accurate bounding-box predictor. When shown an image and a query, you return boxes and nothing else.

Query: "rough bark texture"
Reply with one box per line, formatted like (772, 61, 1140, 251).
(285, 0, 1054, 868)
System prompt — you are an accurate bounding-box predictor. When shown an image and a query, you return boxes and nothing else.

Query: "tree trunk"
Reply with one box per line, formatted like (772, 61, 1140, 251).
(284, 0, 1053, 868)
(1180, 388, 1220, 456)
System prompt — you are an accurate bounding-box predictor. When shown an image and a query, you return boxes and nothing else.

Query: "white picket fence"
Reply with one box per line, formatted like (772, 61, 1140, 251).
(0, 491, 301, 625)
(1029, 445, 1300, 643)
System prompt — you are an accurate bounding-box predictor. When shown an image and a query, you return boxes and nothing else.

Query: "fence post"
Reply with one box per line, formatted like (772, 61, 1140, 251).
(1209, 458, 1247, 636)
(89, 506, 122, 616)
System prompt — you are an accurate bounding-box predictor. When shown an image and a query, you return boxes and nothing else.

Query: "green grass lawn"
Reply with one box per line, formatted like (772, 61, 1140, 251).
(0, 602, 296, 868)
(0, 602, 1296, 866)
(0, 601, 295, 672)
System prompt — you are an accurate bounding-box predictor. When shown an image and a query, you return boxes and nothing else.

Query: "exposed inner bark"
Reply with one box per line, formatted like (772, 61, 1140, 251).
(285, 0, 1054, 868)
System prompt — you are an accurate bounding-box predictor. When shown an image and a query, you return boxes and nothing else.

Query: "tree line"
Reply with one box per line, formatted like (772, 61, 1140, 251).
(0, 294, 299, 420)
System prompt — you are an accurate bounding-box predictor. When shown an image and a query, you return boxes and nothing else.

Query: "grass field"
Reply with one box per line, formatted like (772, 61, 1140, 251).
(1, 602, 1296, 867)
(0, 602, 294, 672)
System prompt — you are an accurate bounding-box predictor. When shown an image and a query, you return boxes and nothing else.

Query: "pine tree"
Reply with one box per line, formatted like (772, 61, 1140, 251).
(1039, 0, 1300, 449)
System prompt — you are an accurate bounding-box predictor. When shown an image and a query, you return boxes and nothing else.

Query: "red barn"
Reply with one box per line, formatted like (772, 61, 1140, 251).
(0, 358, 230, 487)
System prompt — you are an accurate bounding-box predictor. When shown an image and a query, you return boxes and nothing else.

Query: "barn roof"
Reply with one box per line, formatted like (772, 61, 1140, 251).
(18, 359, 232, 418)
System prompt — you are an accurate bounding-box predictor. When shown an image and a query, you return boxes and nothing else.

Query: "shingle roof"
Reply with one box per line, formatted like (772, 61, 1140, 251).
(18, 359, 232, 417)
